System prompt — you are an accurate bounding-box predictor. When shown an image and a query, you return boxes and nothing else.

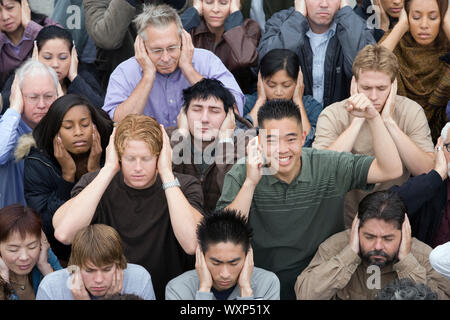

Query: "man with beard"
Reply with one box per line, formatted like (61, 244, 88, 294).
(294, 190, 450, 300)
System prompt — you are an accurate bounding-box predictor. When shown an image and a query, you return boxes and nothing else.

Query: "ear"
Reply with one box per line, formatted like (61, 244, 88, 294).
(350, 76, 358, 96)
(232, 104, 238, 115)
(301, 128, 307, 146)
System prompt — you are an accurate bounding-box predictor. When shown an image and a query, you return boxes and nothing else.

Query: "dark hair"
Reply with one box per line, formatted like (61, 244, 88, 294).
(32, 94, 113, 166)
(404, 0, 449, 50)
(182, 78, 235, 114)
(260, 49, 300, 80)
(375, 278, 438, 300)
(36, 25, 74, 52)
(197, 209, 253, 254)
(357, 191, 406, 230)
(257, 99, 302, 129)
(0, 204, 42, 243)
(0, 0, 49, 30)
(100, 293, 144, 300)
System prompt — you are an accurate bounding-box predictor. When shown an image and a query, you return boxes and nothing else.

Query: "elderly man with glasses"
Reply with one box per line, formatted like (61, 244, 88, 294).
(0, 58, 59, 209)
(102, 3, 244, 128)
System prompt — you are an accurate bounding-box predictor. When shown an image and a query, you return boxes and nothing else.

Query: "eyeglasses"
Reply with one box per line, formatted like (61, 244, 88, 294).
(444, 143, 450, 152)
(148, 45, 181, 58)
(23, 93, 57, 105)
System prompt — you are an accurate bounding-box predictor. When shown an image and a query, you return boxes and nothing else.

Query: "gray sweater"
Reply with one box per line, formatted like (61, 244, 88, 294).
(165, 267, 280, 300)
(36, 263, 156, 300)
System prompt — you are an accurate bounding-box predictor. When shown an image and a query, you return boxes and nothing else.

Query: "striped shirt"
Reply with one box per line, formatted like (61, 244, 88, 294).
(216, 147, 374, 299)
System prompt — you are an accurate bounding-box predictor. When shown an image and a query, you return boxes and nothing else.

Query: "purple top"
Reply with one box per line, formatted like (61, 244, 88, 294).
(0, 18, 58, 88)
(102, 48, 245, 127)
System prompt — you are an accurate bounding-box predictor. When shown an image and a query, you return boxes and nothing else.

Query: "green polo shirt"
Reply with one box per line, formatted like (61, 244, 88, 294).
(216, 148, 374, 299)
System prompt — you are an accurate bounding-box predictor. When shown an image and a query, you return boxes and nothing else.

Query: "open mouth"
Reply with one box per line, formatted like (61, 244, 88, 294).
(278, 156, 292, 166)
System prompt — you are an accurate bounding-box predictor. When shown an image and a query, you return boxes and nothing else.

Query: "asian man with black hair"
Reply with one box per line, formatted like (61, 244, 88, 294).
(165, 209, 279, 300)
(216, 98, 403, 299)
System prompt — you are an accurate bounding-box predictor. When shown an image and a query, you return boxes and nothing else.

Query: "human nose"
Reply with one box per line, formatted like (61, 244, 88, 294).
(374, 238, 384, 251)
(0, 9, 11, 21)
(134, 159, 143, 172)
(278, 139, 289, 154)
(212, 1, 220, 12)
(201, 109, 209, 122)
(420, 17, 429, 29)
(160, 48, 171, 62)
(50, 57, 59, 69)
(36, 95, 47, 109)
(319, 0, 329, 8)
(18, 248, 30, 261)
(93, 271, 104, 283)
(219, 265, 231, 279)
(368, 88, 377, 102)
(73, 124, 83, 136)
(274, 86, 283, 97)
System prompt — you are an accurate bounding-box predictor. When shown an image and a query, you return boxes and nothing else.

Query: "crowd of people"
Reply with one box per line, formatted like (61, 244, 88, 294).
(0, 0, 449, 301)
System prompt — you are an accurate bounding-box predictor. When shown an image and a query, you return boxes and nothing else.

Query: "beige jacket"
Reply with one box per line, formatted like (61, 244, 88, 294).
(295, 230, 450, 300)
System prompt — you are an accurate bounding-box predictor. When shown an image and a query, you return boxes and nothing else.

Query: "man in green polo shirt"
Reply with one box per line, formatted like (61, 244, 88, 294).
(216, 97, 403, 299)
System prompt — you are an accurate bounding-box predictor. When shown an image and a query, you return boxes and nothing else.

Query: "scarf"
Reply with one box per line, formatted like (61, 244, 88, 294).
(391, 32, 449, 142)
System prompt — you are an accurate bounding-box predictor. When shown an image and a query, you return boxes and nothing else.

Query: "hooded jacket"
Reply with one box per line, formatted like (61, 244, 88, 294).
(258, 6, 375, 108)
(16, 135, 73, 262)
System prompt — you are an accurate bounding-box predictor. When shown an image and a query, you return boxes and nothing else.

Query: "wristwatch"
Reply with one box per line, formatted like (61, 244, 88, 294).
(162, 177, 181, 190)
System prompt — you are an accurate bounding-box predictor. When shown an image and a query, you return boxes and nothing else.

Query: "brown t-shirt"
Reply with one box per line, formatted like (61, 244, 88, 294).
(313, 95, 434, 227)
(71, 171, 204, 300)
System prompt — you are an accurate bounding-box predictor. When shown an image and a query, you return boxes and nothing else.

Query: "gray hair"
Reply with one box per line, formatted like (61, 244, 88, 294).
(133, 3, 183, 40)
(16, 59, 59, 91)
(441, 122, 450, 141)
(375, 278, 438, 300)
